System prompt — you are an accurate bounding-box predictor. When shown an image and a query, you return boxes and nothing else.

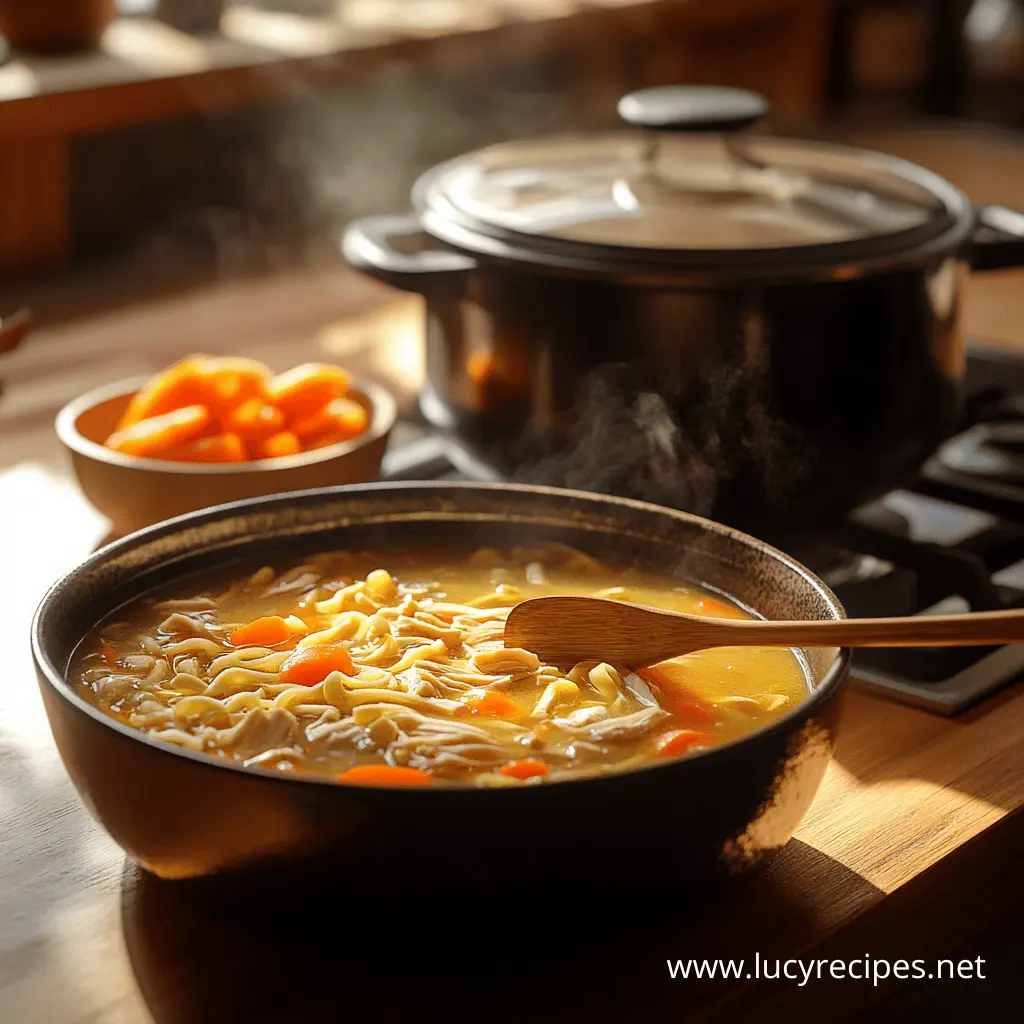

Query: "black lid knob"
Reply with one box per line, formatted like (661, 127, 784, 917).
(618, 86, 769, 133)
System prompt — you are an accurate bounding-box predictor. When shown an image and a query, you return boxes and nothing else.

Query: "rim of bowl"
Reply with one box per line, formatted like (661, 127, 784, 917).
(55, 375, 398, 474)
(31, 481, 852, 794)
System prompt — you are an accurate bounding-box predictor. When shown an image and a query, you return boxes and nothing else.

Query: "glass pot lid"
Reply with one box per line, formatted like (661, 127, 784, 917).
(413, 87, 968, 270)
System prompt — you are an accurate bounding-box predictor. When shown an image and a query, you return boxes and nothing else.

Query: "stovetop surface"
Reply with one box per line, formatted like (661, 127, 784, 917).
(380, 342, 1024, 715)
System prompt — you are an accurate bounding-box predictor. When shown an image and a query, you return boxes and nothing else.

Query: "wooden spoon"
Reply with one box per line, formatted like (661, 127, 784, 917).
(502, 596, 1024, 669)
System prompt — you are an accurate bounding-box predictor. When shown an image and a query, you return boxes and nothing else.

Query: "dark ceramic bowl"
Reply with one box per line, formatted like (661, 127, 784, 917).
(31, 483, 849, 889)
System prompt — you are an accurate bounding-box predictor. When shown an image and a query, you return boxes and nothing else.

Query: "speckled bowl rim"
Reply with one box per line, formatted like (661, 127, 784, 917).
(55, 374, 397, 474)
(31, 481, 852, 795)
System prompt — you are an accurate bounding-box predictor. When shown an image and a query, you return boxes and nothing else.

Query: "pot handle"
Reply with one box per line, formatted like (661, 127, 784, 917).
(341, 214, 476, 293)
(966, 205, 1024, 272)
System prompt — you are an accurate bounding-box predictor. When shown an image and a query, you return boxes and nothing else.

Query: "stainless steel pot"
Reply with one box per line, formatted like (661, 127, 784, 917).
(342, 86, 1024, 534)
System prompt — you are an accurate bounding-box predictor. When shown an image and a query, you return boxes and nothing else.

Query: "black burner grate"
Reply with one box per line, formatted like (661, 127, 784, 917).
(380, 343, 1024, 715)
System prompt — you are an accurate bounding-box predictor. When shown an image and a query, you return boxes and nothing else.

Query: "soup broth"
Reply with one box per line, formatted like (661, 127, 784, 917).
(71, 545, 809, 786)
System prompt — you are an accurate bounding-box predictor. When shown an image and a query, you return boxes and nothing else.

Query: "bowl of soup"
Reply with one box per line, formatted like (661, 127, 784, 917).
(32, 483, 849, 888)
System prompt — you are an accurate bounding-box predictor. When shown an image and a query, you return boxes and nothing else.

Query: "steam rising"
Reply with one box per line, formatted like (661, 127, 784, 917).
(507, 364, 720, 515)
(108, 64, 583, 277)
(498, 358, 805, 524)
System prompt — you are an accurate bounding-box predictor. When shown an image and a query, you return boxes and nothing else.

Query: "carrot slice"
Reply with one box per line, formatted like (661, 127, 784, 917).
(302, 430, 351, 452)
(227, 398, 286, 441)
(290, 408, 331, 442)
(337, 765, 432, 787)
(200, 357, 272, 411)
(279, 643, 354, 686)
(268, 363, 351, 419)
(459, 691, 527, 722)
(116, 356, 272, 432)
(696, 595, 748, 620)
(333, 397, 369, 436)
(499, 759, 550, 780)
(293, 397, 369, 446)
(115, 357, 213, 430)
(255, 431, 302, 460)
(159, 432, 247, 463)
(105, 405, 212, 458)
(228, 615, 296, 648)
(99, 644, 118, 666)
(656, 729, 712, 757)
(637, 665, 717, 729)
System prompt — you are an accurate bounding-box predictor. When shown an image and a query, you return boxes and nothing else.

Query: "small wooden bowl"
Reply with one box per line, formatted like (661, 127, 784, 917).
(56, 376, 396, 537)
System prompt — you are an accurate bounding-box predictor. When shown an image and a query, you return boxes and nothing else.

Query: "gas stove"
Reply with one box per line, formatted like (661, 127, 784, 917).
(380, 342, 1024, 715)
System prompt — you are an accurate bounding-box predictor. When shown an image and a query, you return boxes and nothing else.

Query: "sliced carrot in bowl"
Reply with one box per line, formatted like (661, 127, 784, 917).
(337, 765, 432, 787)
(293, 397, 369, 448)
(116, 355, 272, 432)
(304, 430, 355, 451)
(115, 358, 213, 430)
(255, 431, 301, 459)
(105, 405, 212, 458)
(279, 643, 355, 686)
(458, 691, 527, 722)
(637, 665, 717, 729)
(158, 433, 247, 463)
(656, 729, 712, 757)
(499, 759, 550, 779)
(103, 358, 377, 464)
(201, 357, 272, 412)
(228, 615, 296, 647)
(268, 363, 351, 419)
(227, 398, 286, 440)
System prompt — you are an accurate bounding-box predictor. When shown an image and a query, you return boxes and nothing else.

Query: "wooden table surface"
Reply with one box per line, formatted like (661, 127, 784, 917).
(2, 124, 1024, 1023)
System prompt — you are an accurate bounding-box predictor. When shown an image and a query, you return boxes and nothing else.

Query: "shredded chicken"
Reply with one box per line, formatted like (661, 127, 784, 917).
(586, 707, 671, 742)
(306, 715, 366, 753)
(540, 705, 670, 743)
(220, 708, 302, 759)
(157, 613, 211, 637)
(557, 705, 610, 728)
(264, 567, 322, 596)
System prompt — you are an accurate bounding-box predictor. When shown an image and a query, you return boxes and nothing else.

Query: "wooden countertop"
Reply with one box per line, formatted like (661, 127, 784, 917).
(2, 123, 1023, 1023)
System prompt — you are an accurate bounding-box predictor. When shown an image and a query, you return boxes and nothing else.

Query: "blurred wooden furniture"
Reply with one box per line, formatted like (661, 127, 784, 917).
(0, 0, 835, 278)
(0, 0, 116, 52)
(658, 0, 834, 123)
(826, 0, 972, 117)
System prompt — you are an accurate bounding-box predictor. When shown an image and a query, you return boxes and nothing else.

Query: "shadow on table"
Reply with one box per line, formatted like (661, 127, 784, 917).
(120, 837, 883, 1024)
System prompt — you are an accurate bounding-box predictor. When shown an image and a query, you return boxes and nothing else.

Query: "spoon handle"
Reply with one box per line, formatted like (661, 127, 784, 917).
(714, 608, 1024, 648)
